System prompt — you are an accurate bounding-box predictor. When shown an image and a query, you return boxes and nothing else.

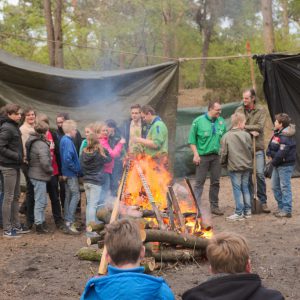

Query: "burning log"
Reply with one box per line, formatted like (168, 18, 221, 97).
(144, 229, 208, 249)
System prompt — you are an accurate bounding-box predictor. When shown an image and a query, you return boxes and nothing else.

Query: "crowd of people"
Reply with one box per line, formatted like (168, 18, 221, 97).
(0, 103, 168, 237)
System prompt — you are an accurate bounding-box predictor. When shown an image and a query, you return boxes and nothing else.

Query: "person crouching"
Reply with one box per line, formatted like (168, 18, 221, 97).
(26, 121, 53, 234)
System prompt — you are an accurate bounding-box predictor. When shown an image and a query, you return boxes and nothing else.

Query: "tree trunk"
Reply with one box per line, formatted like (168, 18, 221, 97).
(54, 0, 64, 68)
(261, 0, 275, 53)
(281, 0, 289, 36)
(43, 0, 55, 66)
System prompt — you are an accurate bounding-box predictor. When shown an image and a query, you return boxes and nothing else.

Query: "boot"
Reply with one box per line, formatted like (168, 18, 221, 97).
(261, 203, 271, 213)
(36, 224, 49, 234)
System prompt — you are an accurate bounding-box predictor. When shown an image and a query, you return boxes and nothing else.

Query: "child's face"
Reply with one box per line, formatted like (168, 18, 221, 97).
(274, 120, 283, 130)
(70, 128, 77, 138)
(99, 126, 108, 138)
(239, 120, 246, 129)
(85, 127, 92, 138)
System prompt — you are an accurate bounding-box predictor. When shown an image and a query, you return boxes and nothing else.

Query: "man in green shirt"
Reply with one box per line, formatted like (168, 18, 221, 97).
(188, 100, 226, 215)
(134, 105, 168, 159)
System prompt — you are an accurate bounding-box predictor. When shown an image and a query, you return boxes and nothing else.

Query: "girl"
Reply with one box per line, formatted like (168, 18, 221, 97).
(80, 133, 111, 231)
(79, 123, 95, 156)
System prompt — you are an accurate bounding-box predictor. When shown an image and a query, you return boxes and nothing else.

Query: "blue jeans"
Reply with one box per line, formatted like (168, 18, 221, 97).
(30, 179, 48, 225)
(84, 182, 102, 226)
(249, 151, 267, 204)
(271, 165, 294, 213)
(99, 173, 110, 206)
(229, 171, 251, 215)
(64, 177, 80, 223)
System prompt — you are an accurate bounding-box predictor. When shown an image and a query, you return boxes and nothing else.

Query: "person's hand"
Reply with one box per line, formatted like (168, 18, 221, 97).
(250, 131, 259, 137)
(120, 138, 126, 144)
(193, 153, 201, 165)
(132, 136, 141, 143)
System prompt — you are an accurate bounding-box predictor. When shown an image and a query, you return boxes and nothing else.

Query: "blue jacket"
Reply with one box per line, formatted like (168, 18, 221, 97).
(60, 135, 82, 177)
(81, 265, 175, 300)
(266, 127, 296, 167)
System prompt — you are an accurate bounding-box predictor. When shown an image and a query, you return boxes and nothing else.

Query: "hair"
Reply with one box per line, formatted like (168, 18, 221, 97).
(34, 120, 49, 135)
(208, 100, 221, 111)
(93, 121, 106, 135)
(105, 119, 117, 129)
(23, 107, 36, 116)
(275, 113, 291, 128)
(130, 104, 141, 111)
(62, 120, 77, 134)
(141, 105, 155, 115)
(231, 112, 246, 127)
(85, 122, 95, 132)
(4, 103, 21, 116)
(104, 219, 143, 266)
(56, 112, 70, 120)
(84, 132, 106, 157)
(206, 232, 250, 274)
(243, 88, 256, 98)
(36, 113, 49, 125)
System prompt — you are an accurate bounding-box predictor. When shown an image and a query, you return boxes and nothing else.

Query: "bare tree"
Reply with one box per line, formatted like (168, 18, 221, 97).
(43, 0, 64, 67)
(281, 0, 289, 36)
(261, 0, 275, 53)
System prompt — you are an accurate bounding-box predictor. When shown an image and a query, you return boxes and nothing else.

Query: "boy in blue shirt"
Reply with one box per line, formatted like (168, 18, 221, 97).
(60, 120, 82, 234)
(81, 219, 175, 300)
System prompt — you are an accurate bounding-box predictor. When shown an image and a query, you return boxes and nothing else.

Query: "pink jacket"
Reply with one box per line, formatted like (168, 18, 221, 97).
(100, 137, 123, 174)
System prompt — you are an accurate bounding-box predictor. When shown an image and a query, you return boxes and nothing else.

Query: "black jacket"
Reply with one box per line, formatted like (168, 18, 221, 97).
(80, 149, 111, 186)
(182, 273, 284, 300)
(0, 116, 23, 169)
(266, 127, 296, 167)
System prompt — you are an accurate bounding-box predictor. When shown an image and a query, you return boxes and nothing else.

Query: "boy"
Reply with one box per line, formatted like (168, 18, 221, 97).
(81, 219, 175, 300)
(60, 120, 82, 234)
(220, 112, 253, 221)
(266, 113, 296, 218)
(182, 232, 284, 300)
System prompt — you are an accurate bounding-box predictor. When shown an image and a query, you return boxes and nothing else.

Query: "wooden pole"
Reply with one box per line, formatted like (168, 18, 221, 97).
(246, 41, 256, 91)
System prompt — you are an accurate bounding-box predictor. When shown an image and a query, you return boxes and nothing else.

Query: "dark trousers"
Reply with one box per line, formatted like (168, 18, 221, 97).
(21, 164, 35, 226)
(193, 154, 221, 210)
(47, 175, 63, 224)
(59, 180, 65, 209)
(0, 171, 4, 227)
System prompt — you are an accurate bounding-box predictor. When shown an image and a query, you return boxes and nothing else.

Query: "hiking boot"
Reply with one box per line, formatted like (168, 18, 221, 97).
(14, 224, 31, 234)
(261, 203, 271, 213)
(274, 211, 292, 218)
(63, 223, 80, 235)
(244, 211, 252, 219)
(3, 229, 21, 238)
(226, 213, 245, 221)
(36, 224, 49, 234)
(55, 220, 65, 230)
(211, 207, 224, 216)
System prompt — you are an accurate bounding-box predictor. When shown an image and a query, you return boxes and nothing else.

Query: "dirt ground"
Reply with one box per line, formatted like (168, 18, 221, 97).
(1, 176, 300, 300)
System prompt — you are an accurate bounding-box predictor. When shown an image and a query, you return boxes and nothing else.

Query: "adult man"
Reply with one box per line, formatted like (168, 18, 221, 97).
(81, 219, 175, 300)
(134, 105, 168, 158)
(182, 232, 284, 300)
(188, 100, 226, 216)
(121, 104, 148, 154)
(236, 88, 270, 213)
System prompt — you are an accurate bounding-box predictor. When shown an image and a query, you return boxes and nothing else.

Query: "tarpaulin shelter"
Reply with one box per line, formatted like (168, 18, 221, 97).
(0, 50, 179, 166)
(255, 53, 300, 176)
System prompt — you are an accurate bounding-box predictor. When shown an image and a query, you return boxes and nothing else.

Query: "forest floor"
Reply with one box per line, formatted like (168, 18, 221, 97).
(1, 88, 299, 300)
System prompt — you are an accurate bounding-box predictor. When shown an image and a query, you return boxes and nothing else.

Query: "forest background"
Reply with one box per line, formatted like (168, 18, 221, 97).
(0, 0, 299, 103)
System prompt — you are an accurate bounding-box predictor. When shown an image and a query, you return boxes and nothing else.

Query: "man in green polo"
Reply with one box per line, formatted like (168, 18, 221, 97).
(134, 105, 168, 159)
(188, 100, 226, 215)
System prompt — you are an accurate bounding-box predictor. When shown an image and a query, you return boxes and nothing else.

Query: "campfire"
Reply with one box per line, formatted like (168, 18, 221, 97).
(77, 155, 213, 271)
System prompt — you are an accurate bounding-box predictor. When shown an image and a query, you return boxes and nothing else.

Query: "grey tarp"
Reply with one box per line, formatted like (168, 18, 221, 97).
(174, 102, 241, 177)
(0, 50, 179, 165)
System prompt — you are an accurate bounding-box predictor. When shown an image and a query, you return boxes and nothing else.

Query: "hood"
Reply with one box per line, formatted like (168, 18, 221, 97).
(281, 124, 296, 137)
(0, 115, 18, 126)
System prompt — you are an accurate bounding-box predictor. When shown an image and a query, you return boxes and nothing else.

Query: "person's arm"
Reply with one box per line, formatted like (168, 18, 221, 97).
(271, 136, 294, 166)
(0, 126, 20, 161)
(190, 144, 200, 165)
(220, 137, 228, 167)
(62, 140, 81, 175)
(134, 137, 158, 149)
(38, 142, 53, 175)
(106, 139, 125, 158)
(244, 108, 266, 133)
(188, 120, 200, 165)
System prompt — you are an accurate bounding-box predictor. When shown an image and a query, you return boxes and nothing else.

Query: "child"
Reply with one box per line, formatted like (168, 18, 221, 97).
(220, 112, 253, 221)
(266, 113, 296, 218)
(27, 121, 53, 234)
(81, 219, 175, 300)
(79, 123, 95, 156)
(60, 120, 82, 234)
(80, 133, 111, 232)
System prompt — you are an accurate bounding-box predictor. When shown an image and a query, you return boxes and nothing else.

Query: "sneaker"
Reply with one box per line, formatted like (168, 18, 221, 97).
(3, 229, 21, 238)
(14, 224, 30, 234)
(64, 223, 80, 235)
(274, 211, 292, 218)
(261, 203, 271, 213)
(244, 211, 252, 219)
(211, 207, 224, 216)
(36, 224, 49, 234)
(226, 213, 245, 221)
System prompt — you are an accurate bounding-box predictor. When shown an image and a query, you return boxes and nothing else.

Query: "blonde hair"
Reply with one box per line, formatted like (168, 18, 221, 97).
(62, 120, 77, 134)
(93, 121, 106, 135)
(34, 120, 49, 134)
(36, 113, 49, 125)
(104, 219, 142, 266)
(231, 112, 246, 128)
(84, 132, 106, 157)
(85, 122, 96, 132)
(206, 232, 249, 274)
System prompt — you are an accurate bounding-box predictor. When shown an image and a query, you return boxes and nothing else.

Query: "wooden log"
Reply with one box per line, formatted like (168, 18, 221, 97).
(145, 229, 208, 249)
(86, 222, 105, 233)
(96, 207, 111, 224)
(146, 248, 204, 262)
(87, 232, 105, 246)
(167, 192, 175, 230)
